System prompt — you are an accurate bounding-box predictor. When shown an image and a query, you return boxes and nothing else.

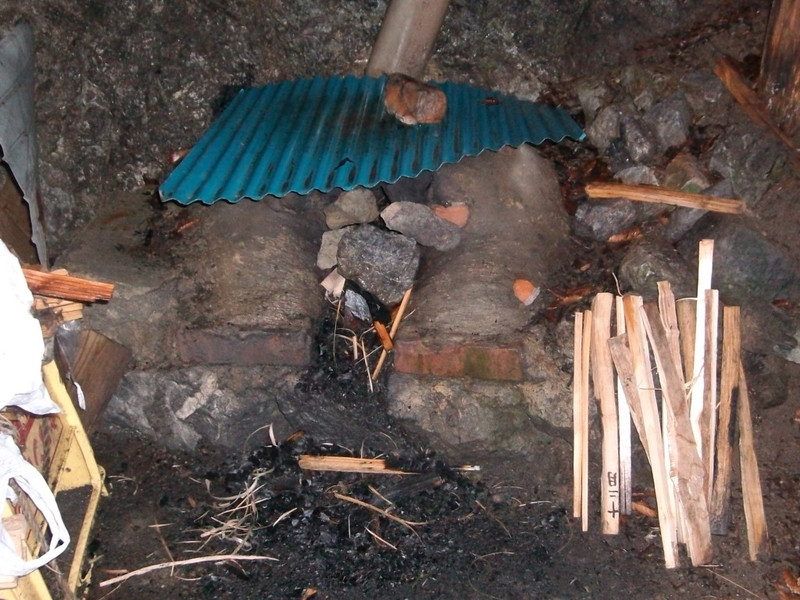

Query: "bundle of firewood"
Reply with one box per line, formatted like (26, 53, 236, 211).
(22, 266, 114, 337)
(573, 239, 768, 568)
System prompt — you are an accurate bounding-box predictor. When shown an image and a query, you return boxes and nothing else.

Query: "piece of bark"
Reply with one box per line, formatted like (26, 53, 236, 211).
(642, 303, 713, 566)
(590, 293, 620, 534)
(584, 182, 745, 214)
(709, 305, 741, 535)
(22, 267, 114, 302)
(737, 360, 770, 560)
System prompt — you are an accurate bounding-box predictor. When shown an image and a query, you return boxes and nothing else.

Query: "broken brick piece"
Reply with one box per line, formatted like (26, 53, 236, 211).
(393, 339, 523, 381)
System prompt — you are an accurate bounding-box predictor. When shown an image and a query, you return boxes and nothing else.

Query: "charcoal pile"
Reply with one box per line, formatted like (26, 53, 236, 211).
(192, 432, 569, 598)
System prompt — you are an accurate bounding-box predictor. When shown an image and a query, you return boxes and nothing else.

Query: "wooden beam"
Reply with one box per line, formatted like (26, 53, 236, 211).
(584, 182, 745, 214)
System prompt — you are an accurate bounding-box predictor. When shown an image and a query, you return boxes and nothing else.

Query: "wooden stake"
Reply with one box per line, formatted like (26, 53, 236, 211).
(621, 294, 679, 568)
(590, 293, 619, 534)
(584, 182, 745, 214)
(581, 310, 593, 532)
(615, 295, 632, 515)
(709, 305, 741, 535)
(642, 303, 713, 566)
(738, 360, 770, 560)
(690, 240, 714, 459)
(573, 311, 584, 520)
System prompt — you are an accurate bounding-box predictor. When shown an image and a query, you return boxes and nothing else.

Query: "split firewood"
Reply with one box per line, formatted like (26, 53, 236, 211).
(615, 295, 633, 516)
(297, 455, 413, 475)
(584, 182, 745, 214)
(590, 293, 620, 534)
(620, 294, 679, 568)
(709, 305, 741, 536)
(642, 302, 712, 566)
(580, 310, 592, 531)
(689, 239, 714, 462)
(737, 360, 770, 561)
(370, 287, 413, 381)
(23, 266, 114, 303)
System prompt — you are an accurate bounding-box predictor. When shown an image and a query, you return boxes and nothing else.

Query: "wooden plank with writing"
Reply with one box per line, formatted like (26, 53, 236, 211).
(591, 293, 619, 534)
(642, 303, 713, 566)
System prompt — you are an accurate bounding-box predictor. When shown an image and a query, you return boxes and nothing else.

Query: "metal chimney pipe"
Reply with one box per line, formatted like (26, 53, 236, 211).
(366, 0, 450, 79)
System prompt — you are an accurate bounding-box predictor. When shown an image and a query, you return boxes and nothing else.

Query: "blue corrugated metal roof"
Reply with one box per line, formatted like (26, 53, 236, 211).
(159, 75, 585, 205)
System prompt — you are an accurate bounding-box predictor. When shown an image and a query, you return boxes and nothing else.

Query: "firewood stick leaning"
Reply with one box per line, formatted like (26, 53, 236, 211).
(590, 293, 619, 534)
(584, 182, 745, 214)
(580, 310, 593, 532)
(709, 305, 741, 535)
(573, 311, 584, 520)
(642, 303, 713, 566)
(690, 240, 714, 460)
(370, 287, 413, 381)
(737, 360, 770, 560)
(615, 295, 632, 515)
(622, 294, 679, 568)
(703, 289, 720, 504)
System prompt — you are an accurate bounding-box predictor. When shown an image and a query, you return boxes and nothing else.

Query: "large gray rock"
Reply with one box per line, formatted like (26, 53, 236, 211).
(336, 224, 421, 306)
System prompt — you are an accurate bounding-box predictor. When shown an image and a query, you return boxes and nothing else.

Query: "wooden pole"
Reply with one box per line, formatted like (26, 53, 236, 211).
(584, 182, 745, 214)
(581, 310, 593, 532)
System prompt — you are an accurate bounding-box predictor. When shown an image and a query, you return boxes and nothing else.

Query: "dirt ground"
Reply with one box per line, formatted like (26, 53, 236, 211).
(63, 4, 800, 600)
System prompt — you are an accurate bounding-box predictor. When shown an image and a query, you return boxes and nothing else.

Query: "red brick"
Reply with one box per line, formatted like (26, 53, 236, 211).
(393, 338, 523, 381)
(176, 329, 311, 366)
